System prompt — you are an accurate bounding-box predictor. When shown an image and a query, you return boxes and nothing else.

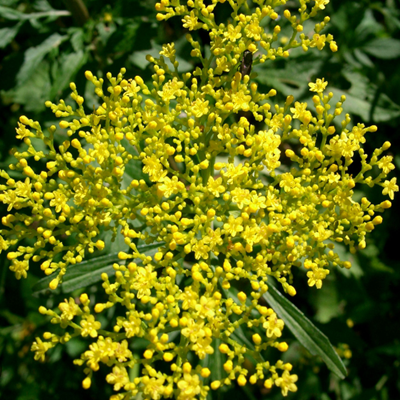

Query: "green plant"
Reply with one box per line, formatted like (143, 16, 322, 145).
(1, 0, 398, 399)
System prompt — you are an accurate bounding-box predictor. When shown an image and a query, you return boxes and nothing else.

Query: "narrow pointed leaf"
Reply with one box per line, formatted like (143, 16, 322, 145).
(32, 242, 163, 296)
(263, 284, 347, 379)
(210, 338, 223, 382)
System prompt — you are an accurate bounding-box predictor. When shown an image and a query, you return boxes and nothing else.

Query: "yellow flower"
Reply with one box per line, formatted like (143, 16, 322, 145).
(182, 11, 199, 31)
(377, 156, 395, 174)
(59, 298, 82, 321)
(15, 122, 34, 139)
(31, 337, 53, 362)
(192, 239, 211, 260)
(2, 1, 397, 397)
(382, 177, 399, 200)
(143, 154, 168, 182)
(132, 265, 157, 299)
(80, 315, 101, 338)
(190, 98, 209, 118)
(308, 78, 328, 93)
(122, 313, 144, 338)
(245, 19, 262, 41)
(223, 215, 244, 237)
(181, 319, 205, 343)
(143, 375, 166, 400)
(106, 366, 129, 391)
(263, 312, 284, 338)
(158, 176, 185, 198)
(177, 373, 201, 400)
(224, 23, 242, 42)
(191, 336, 214, 359)
(307, 267, 330, 289)
(157, 77, 184, 101)
(207, 176, 225, 197)
(315, 0, 330, 10)
(275, 370, 298, 396)
(9, 259, 29, 280)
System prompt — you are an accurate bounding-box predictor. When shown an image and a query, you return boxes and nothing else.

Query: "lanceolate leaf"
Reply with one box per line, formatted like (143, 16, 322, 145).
(32, 242, 163, 296)
(263, 284, 347, 379)
(210, 338, 223, 382)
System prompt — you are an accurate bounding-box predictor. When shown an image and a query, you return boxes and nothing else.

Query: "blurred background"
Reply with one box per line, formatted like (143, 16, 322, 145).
(0, 0, 399, 399)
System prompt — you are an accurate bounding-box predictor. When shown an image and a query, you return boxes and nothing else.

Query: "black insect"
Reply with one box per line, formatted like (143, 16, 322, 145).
(239, 50, 253, 76)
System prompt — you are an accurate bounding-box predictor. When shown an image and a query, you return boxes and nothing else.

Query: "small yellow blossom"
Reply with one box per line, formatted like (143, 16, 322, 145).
(275, 370, 298, 396)
(309, 78, 328, 93)
(382, 177, 399, 200)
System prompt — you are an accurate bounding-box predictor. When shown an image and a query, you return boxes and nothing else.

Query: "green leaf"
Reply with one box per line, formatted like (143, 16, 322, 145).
(16, 33, 68, 86)
(327, 70, 400, 122)
(69, 28, 85, 52)
(96, 22, 117, 46)
(32, 242, 163, 296)
(210, 338, 223, 382)
(106, 21, 140, 54)
(219, 286, 263, 357)
(362, 38, 400, 60)
(255, 56, 323, 98)
(0, 5, 70, 21)
(230, 325, 256, 352)
(130, 45, 161, 70)
(7, 60, 52, 113)
(0, 21, 23, 49)
(353, 49, 374, 68)
(121, 156, 148, 190)
(313, 280, 341, 324)
(50, 50, 87, 99)
(0, 5, 25, 20)
(263, 283, 347, 379)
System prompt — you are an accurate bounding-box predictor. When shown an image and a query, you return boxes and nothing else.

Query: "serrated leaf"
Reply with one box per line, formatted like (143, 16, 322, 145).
(8, 60, 52, 112)
(362, 38, 400, 60)
(50, 50, 87, 99)
(16, 33, 68, 86)
(326, 70, 400, 122)
(32, 242, 163, 296)
(263, 283, 347, 379)
(0, 21, 23, 49)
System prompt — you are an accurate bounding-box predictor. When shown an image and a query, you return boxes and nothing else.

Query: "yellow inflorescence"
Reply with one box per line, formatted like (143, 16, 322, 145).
(0, 0, 398, 399)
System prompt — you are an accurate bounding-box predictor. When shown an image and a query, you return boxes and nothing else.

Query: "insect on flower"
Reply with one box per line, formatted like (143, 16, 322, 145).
(240, 50, 253, 76)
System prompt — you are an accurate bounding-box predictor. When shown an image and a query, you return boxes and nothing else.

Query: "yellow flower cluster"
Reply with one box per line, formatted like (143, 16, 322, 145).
(1, 0, 397, 399)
